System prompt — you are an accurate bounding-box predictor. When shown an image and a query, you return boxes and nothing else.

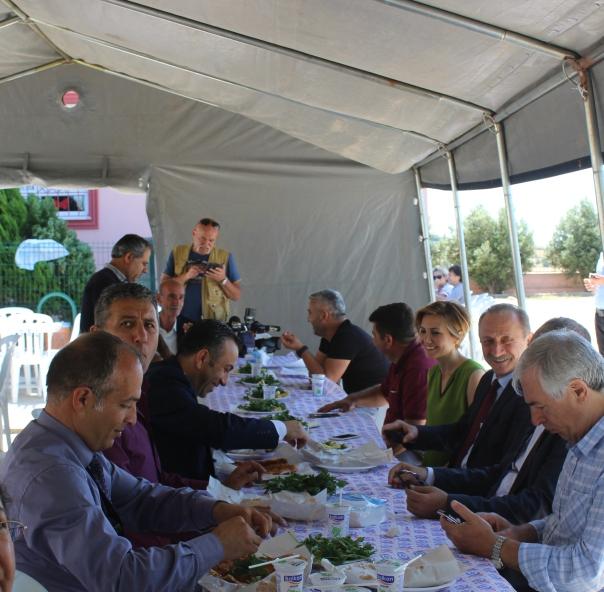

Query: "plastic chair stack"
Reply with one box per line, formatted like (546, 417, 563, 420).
(0, 334, 19, 449)
(1, 313, 58, 403)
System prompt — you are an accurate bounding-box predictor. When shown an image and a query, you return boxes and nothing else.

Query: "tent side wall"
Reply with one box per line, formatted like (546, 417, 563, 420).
(148, 165, 427, 347)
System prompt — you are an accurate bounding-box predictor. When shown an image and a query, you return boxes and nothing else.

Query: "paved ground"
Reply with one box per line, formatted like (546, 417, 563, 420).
(3, 293, 598, 448)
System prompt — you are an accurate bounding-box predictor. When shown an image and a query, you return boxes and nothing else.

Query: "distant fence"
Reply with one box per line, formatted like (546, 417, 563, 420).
(0, 242, 156, 323)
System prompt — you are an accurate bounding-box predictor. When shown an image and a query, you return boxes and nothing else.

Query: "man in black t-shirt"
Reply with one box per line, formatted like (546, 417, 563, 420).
(282, 289, 388, 393)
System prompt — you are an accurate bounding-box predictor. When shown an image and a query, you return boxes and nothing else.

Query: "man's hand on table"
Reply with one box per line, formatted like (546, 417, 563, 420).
(440, 500, 497, 558)
(388, 463, 427, 488)
(406, 485, 448, 518)
(212, 502, 272, 537)
(284, 421, 308, 448)
(281, 331, 304, 351)
(212, 516, 263, 560)
(317, 397, 354, 413)
(223, 461, 265, 489)
(382, 420, 418, 448)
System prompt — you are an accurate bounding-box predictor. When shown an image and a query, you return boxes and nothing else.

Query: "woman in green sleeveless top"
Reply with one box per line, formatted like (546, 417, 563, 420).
(416, 301, 484, 467)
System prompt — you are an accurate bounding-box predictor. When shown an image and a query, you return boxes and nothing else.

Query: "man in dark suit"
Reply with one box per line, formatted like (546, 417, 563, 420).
(146, 319, 308, 480)
(383, 303, 533, 470)
(387, 316, 592, 526)
(80, 234, 151, 333)
(390, 428, 567, 524)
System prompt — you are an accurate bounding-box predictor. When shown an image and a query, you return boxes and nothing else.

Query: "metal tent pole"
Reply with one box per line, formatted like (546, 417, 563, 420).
(492, 121, 527, 309)
(580, 70, 604, 253)
(414, 168, 435, 303)
(444, 150, 477, 358)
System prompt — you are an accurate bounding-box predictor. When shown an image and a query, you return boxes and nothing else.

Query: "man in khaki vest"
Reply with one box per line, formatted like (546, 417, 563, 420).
(161, 218, 241, 322)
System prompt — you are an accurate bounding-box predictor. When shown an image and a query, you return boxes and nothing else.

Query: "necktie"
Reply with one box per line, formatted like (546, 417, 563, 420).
(87, 454, 125, 535)
(453, 379, 500, 466)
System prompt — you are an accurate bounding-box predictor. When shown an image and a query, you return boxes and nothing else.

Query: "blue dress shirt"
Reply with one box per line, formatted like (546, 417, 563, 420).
(518, 415, 604, 591)
(0, 411, 224, 591)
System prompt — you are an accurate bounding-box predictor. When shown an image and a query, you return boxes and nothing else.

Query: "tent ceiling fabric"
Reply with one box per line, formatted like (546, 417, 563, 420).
(0, 0, 601, 177)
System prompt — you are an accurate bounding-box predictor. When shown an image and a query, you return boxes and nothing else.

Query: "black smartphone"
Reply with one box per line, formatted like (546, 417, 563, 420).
(331, 433, 360, 441)
(382, 427, 405, 444)
(436, 509, 462, 524)
(308, 412, 340, 418)
(397, 469, 425, 487)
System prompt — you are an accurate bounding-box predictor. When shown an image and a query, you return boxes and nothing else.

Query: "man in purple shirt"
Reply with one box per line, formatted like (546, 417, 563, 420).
(0, 332, 272, 592)
(318, 303, 435, 439)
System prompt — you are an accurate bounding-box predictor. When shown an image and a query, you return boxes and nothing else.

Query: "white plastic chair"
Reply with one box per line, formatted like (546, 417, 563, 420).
(69, 313, 82, 342)
(0, 335, 18, 449)
(13, 570, 48, 592)
(0, 307, 35, 320)
(7, 314, 58, 402)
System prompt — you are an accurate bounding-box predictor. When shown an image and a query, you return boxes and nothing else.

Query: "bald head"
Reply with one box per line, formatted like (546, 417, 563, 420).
(158, 278, 185, 321)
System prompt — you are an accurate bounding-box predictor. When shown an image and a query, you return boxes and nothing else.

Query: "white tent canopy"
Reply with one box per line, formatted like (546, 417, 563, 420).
(1, 1, 603, 339)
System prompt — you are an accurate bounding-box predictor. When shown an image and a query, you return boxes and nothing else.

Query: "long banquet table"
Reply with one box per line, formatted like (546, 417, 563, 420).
(204, 355, 514, 592)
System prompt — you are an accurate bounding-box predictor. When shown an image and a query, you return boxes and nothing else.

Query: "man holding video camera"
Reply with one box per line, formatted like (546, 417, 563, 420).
(161, 218, 241, 322)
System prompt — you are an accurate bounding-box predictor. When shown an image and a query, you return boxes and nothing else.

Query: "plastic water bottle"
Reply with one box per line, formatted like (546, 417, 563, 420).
(252, 348, 263, 376)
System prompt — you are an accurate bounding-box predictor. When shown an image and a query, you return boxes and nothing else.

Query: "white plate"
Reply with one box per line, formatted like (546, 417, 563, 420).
(321, 440, 351, 454)
(343, 562, 457, 591)
(235, 406, 283, 416)
(314, 462, 379, 473)
(404, 584, 457, 591)
(245, 391, 290, 400)
(226, 449, 275, 461)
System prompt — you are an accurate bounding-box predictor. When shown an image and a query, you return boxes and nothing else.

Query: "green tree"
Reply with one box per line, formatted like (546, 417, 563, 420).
(546, 199, 600, 278)
(0, 189, 95, 320)
(430, 206, 535, 294)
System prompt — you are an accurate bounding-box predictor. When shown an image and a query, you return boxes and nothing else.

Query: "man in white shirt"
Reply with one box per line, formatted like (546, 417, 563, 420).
(583, 251, 604, 355)
(157, 278, 186, 356)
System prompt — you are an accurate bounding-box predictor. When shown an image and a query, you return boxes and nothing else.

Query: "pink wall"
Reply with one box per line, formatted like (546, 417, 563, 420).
(75, 188, 151, 243)
(74, 188, 151, 269)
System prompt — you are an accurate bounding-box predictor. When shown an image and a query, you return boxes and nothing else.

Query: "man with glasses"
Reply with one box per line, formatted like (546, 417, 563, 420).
(433, 266, 453, 301)
(161, 218, 241, 322)
(0, 332, 272, 591)
(441, 330, 604, 592)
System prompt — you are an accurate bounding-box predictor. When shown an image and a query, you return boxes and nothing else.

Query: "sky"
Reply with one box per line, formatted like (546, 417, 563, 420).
(425, 167, 597, 248)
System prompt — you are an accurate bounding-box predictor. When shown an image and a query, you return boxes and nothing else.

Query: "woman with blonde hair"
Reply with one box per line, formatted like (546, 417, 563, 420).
(416, 301, 484, 466)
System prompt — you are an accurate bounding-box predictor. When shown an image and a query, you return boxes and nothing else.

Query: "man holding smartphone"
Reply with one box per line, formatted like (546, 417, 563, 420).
(161, 218, 241, 322)
(583, 251, 604, 355)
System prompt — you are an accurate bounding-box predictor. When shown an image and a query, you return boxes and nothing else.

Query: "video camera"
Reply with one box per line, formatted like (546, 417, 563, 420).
(228, 307, 281, 356)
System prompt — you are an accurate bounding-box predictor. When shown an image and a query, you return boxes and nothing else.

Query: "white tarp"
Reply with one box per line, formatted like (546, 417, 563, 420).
(0, 1, 604, 329)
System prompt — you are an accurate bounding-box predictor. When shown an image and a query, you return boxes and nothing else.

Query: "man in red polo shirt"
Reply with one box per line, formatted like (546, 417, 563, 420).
(318, 302, 435, 436)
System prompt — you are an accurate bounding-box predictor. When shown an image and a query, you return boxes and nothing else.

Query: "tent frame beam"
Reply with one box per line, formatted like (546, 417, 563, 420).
(0, 15, 19, 29)
(416, 40, 604, 171)
(97, 0, 490, 116)
(491, 120, 527, 310)
(0, 0, 71, 61)
(414, 168, 435, 302)
(579, 68, 604, 253)
(444, 149, 476, 357)
(35, 19, 443, 144)
(0, 59, 66, 87)
(375, 0, 578, 61)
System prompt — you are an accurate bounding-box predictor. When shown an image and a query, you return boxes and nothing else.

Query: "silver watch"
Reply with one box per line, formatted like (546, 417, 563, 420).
(490, 535, 506, 570)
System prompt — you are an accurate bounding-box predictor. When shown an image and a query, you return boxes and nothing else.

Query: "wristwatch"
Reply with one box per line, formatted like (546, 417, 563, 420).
(490, 535, 506, 570)
(295, 345, 309, 358)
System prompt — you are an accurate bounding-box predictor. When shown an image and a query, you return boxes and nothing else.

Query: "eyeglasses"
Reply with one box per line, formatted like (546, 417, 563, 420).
(199, 218, 220, 228)
(0, 520, 27, 540)
(433, 275, 443, 280)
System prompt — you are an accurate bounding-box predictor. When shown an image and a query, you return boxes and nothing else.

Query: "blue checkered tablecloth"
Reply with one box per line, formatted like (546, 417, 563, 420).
(204, 356, 514, 592)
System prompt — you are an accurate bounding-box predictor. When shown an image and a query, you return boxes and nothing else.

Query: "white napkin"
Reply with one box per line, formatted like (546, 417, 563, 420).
(404, 545, 464, 587)
(303, 440, 393, 468)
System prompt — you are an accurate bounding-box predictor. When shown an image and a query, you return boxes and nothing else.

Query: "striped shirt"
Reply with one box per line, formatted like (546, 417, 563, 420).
(518, 415, 604, 591)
